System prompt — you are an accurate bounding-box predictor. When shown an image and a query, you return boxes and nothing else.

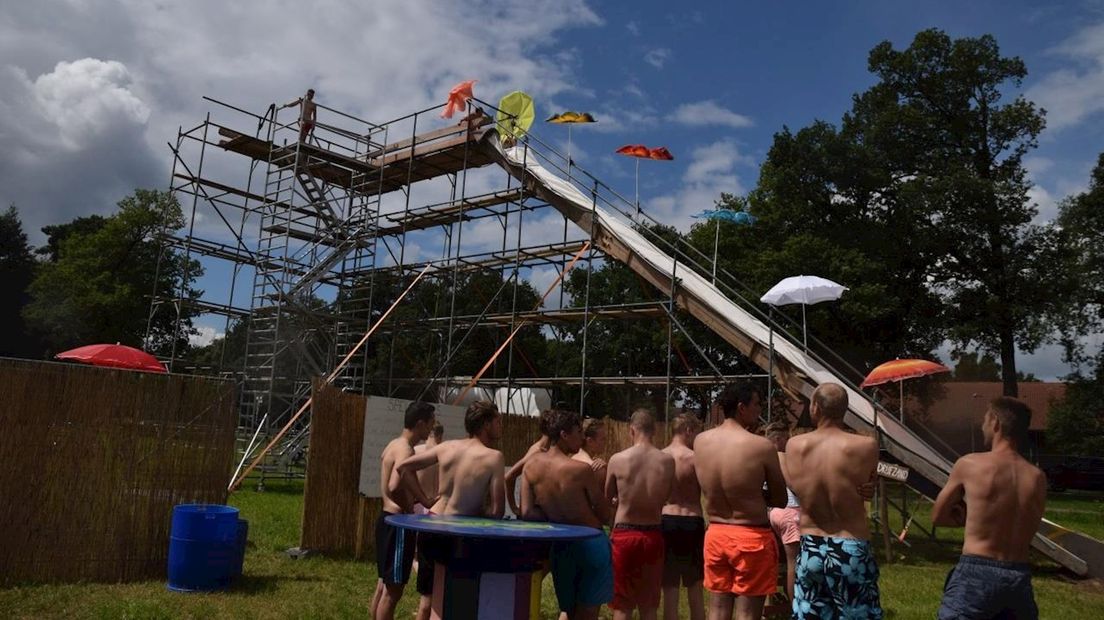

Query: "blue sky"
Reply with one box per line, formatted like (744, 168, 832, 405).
(2, 0, 1102, 377)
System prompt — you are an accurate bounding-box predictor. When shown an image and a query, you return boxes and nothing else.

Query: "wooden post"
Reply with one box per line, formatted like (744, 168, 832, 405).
(879, 479, 892, 563)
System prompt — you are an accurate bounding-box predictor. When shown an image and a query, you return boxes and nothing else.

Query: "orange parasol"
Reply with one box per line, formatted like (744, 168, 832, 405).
(616, 144, 674, 208)
(860, 359, 950, 388)
(441, 80, 476, 119)
(862, 358, 950, 424)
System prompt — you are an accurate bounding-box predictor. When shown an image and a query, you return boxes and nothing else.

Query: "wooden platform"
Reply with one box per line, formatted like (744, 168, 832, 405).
(217, 120, 495, 198)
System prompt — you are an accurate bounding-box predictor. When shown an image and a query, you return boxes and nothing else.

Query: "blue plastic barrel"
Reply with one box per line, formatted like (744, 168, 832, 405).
(232, 519, 249, 579)
(167, 504, 241, 592)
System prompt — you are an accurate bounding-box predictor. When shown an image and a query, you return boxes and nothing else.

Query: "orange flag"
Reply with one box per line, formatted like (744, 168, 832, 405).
(442, 80, 477, 119)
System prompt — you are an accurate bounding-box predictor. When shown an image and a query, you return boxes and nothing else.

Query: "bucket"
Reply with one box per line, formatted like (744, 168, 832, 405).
(167, 504, 241, 592)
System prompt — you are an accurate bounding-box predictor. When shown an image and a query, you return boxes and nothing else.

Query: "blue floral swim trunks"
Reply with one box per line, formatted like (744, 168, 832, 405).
(793, 534, 883, 620)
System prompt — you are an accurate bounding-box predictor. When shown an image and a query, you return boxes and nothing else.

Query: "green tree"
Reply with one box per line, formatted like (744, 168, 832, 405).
(953, 352, 1002, 381)
(0, 206, 42, 357)
(24, 189, 202, 354)
(1055, 153, 1104, 370)
(730, 29, 1054, 396)
(1046, 358, 1104, 456)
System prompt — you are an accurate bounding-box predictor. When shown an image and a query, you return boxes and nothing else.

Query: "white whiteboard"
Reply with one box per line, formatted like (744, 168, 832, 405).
(358, 396, 468, 497)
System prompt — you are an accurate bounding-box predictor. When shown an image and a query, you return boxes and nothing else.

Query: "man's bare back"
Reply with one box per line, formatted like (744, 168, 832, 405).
(935, 450, 1046, 562)
(662, 441, 702, 517)
(695, 422, 786, 525)
(426, 438, 506, 517)
(785, 427, 878, 540)
(523, 448, 608, 527)
(607, 442, 675, 525)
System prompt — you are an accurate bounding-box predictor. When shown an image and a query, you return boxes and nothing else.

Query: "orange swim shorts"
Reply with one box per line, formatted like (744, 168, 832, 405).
(703, 523, 778, 596)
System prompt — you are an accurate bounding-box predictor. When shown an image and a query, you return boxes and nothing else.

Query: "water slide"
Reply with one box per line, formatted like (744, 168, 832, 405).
(483, 136, 1102, 578)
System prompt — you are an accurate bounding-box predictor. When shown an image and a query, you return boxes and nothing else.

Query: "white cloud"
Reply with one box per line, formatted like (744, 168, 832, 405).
(649, 140, 755, 231)
(0, 0, 603, 245)
(189, 325, 222, 347)
(626, 21, 640, 36)
(1027, 21, 1104, 131)
(669, 100, 753, 129)
(644, 48, 671, 69)
(27, 58, 149, 149)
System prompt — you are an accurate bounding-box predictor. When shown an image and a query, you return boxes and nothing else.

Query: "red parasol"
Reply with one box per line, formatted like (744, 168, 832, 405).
(56, 343, 167, 373)
(860, 359, 950, 388)
(616, 144, 674, 208)
(616, 144, 651, 158)
(441, 79, 477, 119)
(648, 146, 674, 160)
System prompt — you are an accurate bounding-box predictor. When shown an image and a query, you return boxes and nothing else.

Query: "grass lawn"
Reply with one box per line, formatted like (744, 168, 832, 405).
(2, 480, 1102, 619)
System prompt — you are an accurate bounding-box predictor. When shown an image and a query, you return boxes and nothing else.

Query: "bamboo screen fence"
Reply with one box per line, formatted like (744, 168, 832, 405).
(0, 358, 237, 584)
(301, 382, 683, 558)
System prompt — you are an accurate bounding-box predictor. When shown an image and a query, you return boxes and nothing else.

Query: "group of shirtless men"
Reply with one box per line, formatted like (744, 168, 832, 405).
(370, 383, 1047, 620)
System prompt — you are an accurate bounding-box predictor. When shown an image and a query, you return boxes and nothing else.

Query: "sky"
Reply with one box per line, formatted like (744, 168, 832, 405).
(3, 0, 1103, 378)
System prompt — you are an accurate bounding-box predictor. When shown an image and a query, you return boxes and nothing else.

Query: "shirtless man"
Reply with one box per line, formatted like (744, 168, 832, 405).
(521, 409, 612, 620)
(764, 420, 801, 601)
(784, 383, 882, 620)
(370, 401, 436, 620)
(506, 434, 551, 517)
(605, 409, 675, 620)
(413, 422, 444, 515)
(283, 88, 317, 142)
(661, 413, 705, 620)
(932, 396, 1046, 620)
(695, 383, 787, 620)
(574, 417, 609, 483)
(392, 401, 506, 620)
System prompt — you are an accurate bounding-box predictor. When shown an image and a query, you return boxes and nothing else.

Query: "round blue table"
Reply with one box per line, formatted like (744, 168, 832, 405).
(386, 514, 602, 619)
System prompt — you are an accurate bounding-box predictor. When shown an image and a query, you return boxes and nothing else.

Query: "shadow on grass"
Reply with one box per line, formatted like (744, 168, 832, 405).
(226, 572, 325, 595)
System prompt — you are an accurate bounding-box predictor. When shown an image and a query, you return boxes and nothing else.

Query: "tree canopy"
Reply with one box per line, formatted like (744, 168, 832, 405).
(23, 189, 202, 355)
(714, 29, 1055, 396)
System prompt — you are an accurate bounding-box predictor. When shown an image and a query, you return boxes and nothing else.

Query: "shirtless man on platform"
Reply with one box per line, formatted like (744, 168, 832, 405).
(371, 401, 436, 620)
(392, 401, 506, 620)
(521, 409, 613, 620)
(695, 383, 787, 620)
(661, 412, 705, 620)
(290, 88, 317, 142)
(605, 409, 675, 620)
(785, 383, 882, 619)
(932, 396, 1046, 620)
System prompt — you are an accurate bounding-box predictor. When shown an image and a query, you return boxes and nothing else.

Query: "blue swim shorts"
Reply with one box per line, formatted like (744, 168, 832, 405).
(793, 534, 883, 619)
(938, 554, 1037, 619)
(550, 535, 613, 612)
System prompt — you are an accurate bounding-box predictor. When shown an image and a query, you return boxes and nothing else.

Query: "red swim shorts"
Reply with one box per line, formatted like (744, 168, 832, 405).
(703, 523, 778, 596)
(611, 525, 665, 610)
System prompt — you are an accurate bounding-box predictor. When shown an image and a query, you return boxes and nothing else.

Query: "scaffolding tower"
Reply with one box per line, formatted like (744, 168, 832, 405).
(147, 94, 861, 466)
